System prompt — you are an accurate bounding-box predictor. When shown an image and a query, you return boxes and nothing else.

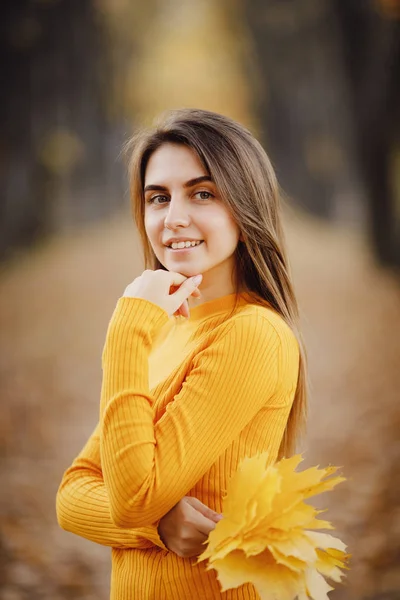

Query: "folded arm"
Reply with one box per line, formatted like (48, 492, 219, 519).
(56, 423, 167, 550)
(101, 298, 298, 529)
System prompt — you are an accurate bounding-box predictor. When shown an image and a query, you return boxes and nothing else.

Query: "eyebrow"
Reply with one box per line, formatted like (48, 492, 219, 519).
(144, 175, 213, 193)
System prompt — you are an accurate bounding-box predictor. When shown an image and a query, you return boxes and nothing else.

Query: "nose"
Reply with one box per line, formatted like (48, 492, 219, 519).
(164, 197, 191, 230)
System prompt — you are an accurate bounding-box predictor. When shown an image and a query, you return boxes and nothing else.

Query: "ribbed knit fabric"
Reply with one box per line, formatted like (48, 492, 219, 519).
(57, 291, 299, 599)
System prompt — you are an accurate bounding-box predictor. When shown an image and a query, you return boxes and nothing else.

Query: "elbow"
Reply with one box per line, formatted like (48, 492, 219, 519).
(56, 513, 70, 533)
(55, 488, 72, 533)
(56, 477, 82, 535)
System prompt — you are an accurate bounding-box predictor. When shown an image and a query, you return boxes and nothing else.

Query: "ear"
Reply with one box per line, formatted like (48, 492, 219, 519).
(239, 232, 245, 242)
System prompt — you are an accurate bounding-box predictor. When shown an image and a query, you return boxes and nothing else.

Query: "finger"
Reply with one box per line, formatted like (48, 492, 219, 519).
(171, 283, 200, 317)
(186, 497, 222, 524)
(179, 299, 189, 318)
(175, 294, 203, 317)
(170, 281, 201, 299)
(184, 499, 220, 535)
(190, 508, 217, 536)
(164, 271, 190, 288)
(171, 275, 203, 308)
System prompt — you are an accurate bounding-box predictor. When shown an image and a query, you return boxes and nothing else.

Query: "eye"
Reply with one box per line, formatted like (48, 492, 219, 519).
(147, 194, 170, 205)
(194, 191, 213, 201)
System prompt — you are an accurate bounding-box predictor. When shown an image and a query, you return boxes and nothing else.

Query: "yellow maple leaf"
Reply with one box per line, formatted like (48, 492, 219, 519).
(198, 452, 349, 599)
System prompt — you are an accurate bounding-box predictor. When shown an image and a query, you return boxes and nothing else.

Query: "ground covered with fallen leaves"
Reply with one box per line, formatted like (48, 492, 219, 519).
(0, 209, 399, 599)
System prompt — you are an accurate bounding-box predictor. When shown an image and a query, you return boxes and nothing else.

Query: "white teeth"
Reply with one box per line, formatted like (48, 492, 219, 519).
(170, 240, 202, 249)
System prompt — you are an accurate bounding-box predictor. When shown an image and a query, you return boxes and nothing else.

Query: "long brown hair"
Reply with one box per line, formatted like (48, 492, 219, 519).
(126, 108, 307, 457)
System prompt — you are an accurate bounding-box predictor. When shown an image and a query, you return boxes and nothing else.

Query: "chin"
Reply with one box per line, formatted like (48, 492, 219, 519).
(162, 257, 200, 276)
(168, 266, 198, 277)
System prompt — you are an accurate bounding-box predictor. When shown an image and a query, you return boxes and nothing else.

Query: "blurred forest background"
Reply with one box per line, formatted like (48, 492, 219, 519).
(1, 0, 399, 599)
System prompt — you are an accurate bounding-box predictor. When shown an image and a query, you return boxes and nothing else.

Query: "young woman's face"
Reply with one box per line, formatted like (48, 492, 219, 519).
(144, 143, 240, 296)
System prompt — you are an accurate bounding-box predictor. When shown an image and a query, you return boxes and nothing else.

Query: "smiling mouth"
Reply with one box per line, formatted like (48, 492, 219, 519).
(166, 241, 204, 251)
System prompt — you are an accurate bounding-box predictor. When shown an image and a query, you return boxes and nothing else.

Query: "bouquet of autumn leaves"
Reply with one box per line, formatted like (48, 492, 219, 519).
(198, 453, 350, 600)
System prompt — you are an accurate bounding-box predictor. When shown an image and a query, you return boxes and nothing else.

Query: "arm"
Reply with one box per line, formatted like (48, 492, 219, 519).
(56, 423, 167, 550)
(101, 297, 299, 528)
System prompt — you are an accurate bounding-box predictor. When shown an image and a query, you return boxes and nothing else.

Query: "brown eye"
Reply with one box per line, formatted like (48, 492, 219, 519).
(195, 191, 213, 200)
(147, 195, 169, 205)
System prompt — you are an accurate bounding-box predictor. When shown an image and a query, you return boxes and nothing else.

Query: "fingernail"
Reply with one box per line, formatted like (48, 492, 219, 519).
(216, 514, 223, 521)
(192, 274, 202, 286)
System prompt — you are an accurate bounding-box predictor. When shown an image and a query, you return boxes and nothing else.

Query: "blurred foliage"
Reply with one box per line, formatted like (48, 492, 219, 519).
(377, 0, 400, 19)
(97, 0, 255, 128)
(243, 0, 400, 265)
(38, 129, 85, 175)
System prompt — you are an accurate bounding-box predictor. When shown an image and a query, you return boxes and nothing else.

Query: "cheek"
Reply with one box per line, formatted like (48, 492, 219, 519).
(144, 213, 159, 244)
(204, 211, 239, 248)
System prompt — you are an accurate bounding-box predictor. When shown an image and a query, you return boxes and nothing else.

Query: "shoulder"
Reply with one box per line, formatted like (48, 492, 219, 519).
(228, 303, 300, 374)
(208, 303, 298, 361)
(230, 305, 300, 385)
(233, 302, 297, 345)
(194, 304, 299, 391)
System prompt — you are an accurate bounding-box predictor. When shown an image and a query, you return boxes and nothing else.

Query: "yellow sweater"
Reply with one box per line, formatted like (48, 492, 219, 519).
(57, 291, 299, 599)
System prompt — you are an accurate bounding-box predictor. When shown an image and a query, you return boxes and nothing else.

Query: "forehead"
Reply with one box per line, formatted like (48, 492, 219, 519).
(144, 143, 207, 184)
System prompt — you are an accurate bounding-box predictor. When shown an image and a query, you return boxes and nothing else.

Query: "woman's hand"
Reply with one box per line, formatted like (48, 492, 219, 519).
(158, 497, 222, 558)
(123, 270, 202, 318)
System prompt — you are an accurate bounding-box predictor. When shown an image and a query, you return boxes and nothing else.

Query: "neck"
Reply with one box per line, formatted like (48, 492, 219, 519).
(188, 271, 244, 309)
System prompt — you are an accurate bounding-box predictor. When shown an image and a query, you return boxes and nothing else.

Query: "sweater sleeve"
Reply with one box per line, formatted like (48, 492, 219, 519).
(101, 297, 298, 529)
(56, 423, 168, 551)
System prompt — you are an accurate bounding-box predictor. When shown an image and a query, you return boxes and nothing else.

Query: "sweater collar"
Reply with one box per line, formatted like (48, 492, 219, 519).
(186, 291, 263, 322)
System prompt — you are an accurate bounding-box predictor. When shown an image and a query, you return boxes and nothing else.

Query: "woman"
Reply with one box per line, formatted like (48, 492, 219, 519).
(56, 108, 307, 599)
